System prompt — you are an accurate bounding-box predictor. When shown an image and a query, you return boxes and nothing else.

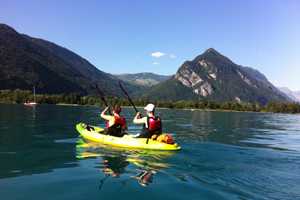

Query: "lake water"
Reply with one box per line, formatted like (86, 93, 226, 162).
(0, 104, 300, 200)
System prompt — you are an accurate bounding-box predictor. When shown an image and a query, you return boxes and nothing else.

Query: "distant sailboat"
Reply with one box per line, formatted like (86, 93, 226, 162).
(24, 86, 39, 106)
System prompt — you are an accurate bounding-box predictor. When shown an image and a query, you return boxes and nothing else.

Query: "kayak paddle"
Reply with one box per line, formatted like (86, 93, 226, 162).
(118, 79, 152, 143)
(95, 80, 112, 116)
(118, 79, 139, 113)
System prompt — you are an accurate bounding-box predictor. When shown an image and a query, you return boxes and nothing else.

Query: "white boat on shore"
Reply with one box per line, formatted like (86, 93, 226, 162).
(24, 86, 39, 106)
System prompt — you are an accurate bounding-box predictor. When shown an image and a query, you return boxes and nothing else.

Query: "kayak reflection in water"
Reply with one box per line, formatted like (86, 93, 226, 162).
(100, 155, 130, 178)
(130, 168, 156, 187)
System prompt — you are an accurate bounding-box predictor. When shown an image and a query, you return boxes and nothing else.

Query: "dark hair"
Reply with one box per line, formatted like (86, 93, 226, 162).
(113, 105, 122, 114)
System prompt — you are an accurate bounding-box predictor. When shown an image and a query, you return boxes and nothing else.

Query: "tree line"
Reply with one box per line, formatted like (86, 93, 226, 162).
(1, 89, 300, 114)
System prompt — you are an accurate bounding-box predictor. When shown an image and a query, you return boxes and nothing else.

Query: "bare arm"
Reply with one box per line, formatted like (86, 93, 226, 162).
(133, 112, 147, 124)
(100, 107, 112, 120)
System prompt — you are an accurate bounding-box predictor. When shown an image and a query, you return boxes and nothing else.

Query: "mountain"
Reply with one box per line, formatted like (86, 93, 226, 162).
(240, 66, 292, 101)
(0, 24, 292, 105)
(115, 72, 173, 86)
(277, 87, 300, 102)
(0, 24, 141, 96)
(141, 48, 290, 105)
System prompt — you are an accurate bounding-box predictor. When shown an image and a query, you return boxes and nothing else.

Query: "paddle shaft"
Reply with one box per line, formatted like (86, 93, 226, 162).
(127, 97, 138, 113)
(95, 80, 113, 116)
(118, 79, 139, 113)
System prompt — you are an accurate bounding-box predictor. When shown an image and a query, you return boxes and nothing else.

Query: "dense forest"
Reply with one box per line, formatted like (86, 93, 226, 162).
(1, 89, 299, 114)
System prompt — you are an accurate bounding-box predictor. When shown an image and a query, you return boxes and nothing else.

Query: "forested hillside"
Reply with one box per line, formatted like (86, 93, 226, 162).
(241, 66, 291, 101)
(0, 24, 141, 96)
(115, 72, 172, 86)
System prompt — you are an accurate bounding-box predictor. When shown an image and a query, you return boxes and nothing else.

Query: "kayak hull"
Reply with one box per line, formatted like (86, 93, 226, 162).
(76, 123, 181, 150)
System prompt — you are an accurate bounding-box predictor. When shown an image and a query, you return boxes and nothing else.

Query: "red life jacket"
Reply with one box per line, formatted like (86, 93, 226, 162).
(138, 116, 162, 138)
(105, 116, 126, 129)
(143, 116, 161, 131)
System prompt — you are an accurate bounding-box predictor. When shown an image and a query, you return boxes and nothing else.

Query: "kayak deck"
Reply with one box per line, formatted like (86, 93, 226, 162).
(76, 123, 181, 150)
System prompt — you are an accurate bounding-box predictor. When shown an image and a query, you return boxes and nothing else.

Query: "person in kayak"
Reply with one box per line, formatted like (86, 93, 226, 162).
(133, 103, 162, 138)
(100, 105, 128, 136)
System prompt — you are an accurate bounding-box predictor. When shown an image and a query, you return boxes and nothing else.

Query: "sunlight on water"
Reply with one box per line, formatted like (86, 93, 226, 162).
(1, 104, 300, 200)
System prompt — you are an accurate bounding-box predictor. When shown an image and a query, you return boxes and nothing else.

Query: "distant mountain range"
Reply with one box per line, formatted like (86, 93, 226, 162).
(115, 72, 173, 86)
(0, 23, 141, 97)
(277, 87, 300, 102)
(0, 24, 293, 105)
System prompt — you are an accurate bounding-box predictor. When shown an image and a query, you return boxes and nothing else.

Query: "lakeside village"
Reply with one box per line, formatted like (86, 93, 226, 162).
(1, 89, 300, 114)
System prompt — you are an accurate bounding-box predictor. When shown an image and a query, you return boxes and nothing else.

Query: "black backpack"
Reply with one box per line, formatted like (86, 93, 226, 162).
(84, 123, 93, 131)
(101, 123, 126, 137)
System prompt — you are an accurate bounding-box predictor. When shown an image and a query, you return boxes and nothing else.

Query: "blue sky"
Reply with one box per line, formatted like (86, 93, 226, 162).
(1, 0, 300, 91)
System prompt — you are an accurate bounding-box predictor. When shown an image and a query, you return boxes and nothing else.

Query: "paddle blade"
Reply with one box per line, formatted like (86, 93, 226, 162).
(118, 79, 129, 98)
(95, 80, 104, 98)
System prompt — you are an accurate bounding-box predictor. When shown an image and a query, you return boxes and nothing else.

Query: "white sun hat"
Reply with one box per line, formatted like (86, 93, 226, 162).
(144, 103, 155, 111)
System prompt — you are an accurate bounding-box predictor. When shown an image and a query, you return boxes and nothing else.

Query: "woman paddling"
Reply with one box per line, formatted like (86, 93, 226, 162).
(100, 105, 128, 137)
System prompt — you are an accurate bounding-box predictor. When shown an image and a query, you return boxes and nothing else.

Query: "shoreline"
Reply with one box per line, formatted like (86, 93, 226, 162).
(1, 102, 298, 114)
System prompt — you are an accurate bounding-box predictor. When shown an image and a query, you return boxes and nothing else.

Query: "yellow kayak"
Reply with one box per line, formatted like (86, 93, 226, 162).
(76, 123, 181, 150)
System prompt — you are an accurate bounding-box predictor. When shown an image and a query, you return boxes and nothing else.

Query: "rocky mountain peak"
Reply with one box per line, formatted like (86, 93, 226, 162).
(204, 48, 218, 54)
(159, 48, 290, 105)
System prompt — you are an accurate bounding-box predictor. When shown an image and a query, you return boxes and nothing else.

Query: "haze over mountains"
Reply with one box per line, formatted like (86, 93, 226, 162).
(277, 87, 300, 102)
(0, 24, 296, 105)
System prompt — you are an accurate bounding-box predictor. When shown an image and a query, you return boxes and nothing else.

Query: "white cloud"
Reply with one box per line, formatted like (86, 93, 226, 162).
(274, 80, 278, 83)
(170, 54, 176, 58)
(151, 52, 166, 58)
(153, 62, 160, 65)
(259, 53, 267, 57)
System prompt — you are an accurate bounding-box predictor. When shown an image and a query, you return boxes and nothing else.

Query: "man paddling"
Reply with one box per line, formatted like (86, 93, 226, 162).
(132, 103, 162, 138)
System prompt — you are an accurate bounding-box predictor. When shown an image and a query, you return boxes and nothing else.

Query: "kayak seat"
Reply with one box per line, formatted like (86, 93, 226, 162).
(148, 127, 162, 137)
(100, 123, 125, 137)
(146, 126, 162, 144)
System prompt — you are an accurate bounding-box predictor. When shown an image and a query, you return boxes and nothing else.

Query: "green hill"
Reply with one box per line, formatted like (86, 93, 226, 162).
(0, 24, 140, 96)
(115, 72, 172, 86)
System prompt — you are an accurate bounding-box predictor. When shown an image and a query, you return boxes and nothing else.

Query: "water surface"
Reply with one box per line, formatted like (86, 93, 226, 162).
(0, 104, 299, 200)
